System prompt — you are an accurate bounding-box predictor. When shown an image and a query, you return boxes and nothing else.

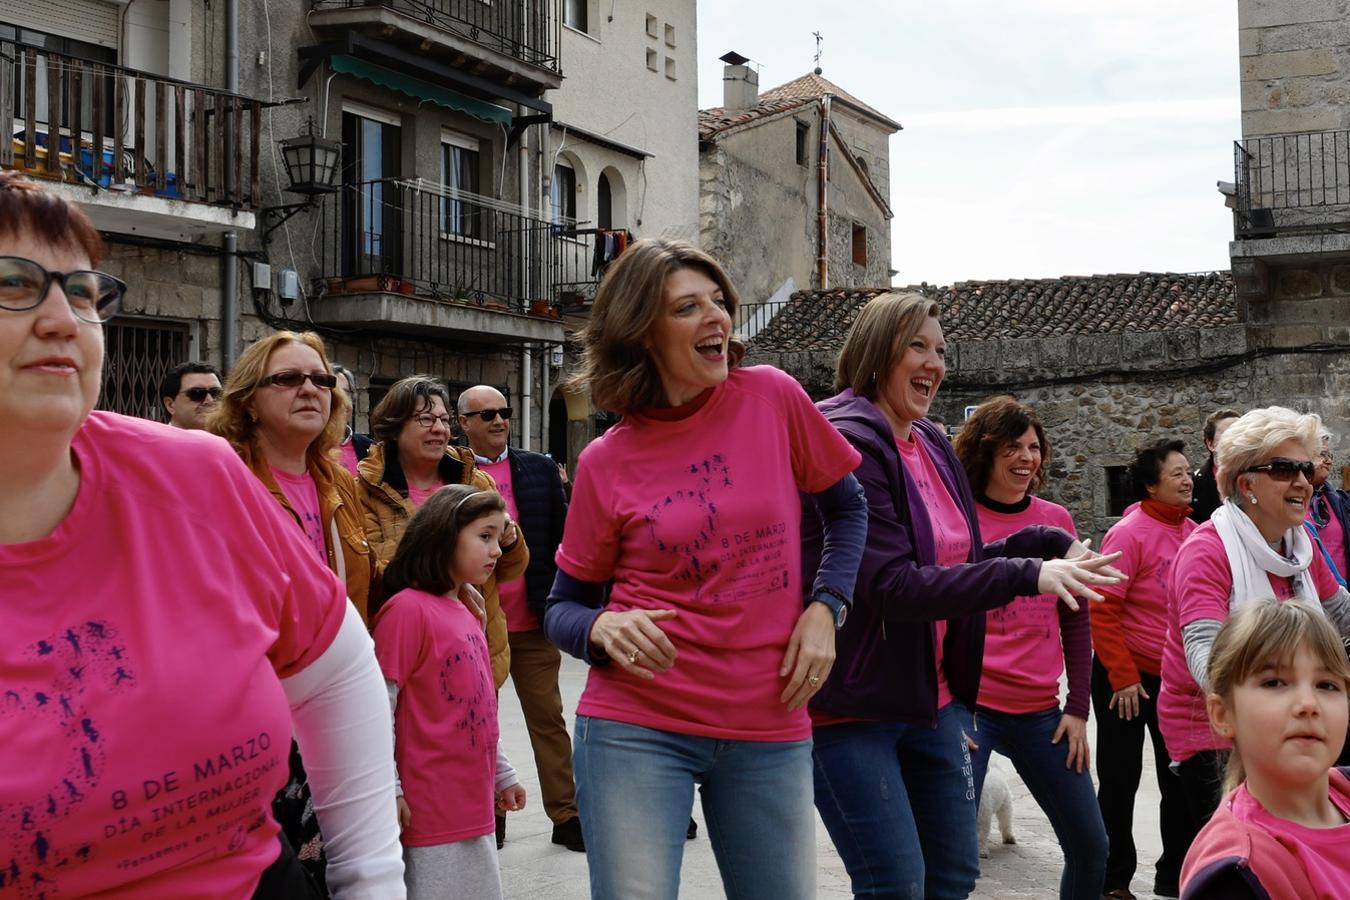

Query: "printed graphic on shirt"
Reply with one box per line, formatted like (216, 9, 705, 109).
(2, 619, 285, 898)
(299, 510, 325, 564)
(642, 454, 793, 605)
(1, 620, 130, 896)
(905, 454, 967, 563)
(987, 598, 1055, 640)
(440, 632, 494, 750)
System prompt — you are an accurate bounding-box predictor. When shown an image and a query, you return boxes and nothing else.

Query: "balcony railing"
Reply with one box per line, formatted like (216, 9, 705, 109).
(311, 0, 559, 73)
(317, 178, 590, 314)
(0, 42, 264, 210)
(1234, 130, 1350, 238)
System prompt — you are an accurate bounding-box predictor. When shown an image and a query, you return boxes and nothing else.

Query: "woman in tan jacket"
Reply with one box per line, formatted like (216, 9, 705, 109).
(358, 374, 527, 688)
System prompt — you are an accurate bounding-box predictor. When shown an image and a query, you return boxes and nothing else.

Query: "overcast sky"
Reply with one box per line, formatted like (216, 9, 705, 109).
(695, 1, 1241, 286)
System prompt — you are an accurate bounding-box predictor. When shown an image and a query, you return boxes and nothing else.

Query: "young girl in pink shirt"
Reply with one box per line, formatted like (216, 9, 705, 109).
(374, 485, 526, 900)
(1181, 599, 1350, 899)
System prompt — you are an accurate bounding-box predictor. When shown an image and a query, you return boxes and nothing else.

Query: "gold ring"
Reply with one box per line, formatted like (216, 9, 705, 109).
(627, 649, 640, 664)
(808, 674, 820, 686)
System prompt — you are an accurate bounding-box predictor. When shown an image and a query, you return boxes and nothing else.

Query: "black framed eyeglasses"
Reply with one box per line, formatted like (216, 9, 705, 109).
(464, 407, 511, 422)
(0, 255, 124, 323)
(183, 386, 223, 402)
(259, 370, 338, 390)
(1243, 457, 1315, 482)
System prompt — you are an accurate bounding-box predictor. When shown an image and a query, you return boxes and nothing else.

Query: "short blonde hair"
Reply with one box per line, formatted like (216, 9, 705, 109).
(1214, 406, 1321, 500)
(209, 331, 350, 471)
(568, 239, 742, 415)
(1207, 599, 1350, 791)
(833, 291, 941, 399)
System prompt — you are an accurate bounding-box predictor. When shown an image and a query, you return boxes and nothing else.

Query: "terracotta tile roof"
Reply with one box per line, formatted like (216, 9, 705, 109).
(698, 97, 813, 142)
(758, 72, 901, 131)
(746, 272, 1238, 353)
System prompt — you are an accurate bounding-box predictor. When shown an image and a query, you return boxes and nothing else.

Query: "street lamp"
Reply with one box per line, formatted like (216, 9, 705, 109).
(261, 117, 341, 244)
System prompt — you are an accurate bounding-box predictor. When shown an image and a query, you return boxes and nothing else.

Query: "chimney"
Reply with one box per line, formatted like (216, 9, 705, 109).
(719, 51, 758, 110)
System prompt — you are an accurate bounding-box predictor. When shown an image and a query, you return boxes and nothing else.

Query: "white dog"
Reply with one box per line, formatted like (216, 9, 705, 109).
(976, 757, 1017, 858)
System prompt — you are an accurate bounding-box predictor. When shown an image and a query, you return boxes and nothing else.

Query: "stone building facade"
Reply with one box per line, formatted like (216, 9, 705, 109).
(698, 64, 898, 318)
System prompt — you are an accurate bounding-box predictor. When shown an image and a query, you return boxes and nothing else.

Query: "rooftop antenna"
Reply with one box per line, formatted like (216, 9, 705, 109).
(813, 31, 823, 74)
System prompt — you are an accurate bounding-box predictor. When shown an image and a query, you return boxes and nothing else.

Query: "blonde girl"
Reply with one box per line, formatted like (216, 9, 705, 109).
(1181, 599, 1350, 898)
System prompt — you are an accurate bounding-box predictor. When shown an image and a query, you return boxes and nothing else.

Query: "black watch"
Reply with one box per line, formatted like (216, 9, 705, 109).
(811, 588, 849, 629)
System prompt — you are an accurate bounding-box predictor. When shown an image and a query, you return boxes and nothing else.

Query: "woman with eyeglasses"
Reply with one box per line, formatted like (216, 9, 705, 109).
(1158, 406, 1350, 835)
(357, 374, 527, 689)
(0, 174, 401, 896)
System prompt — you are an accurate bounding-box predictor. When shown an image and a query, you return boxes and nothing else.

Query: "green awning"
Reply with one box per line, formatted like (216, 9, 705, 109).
(330, 55, 514, 125)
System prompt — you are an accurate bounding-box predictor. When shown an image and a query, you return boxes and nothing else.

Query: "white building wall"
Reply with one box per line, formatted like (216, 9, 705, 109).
(547, 0, 698, 242)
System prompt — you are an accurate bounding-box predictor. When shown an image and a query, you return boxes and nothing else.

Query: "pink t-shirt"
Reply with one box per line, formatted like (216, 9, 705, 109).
(407, 482, 444, 509)
(975, 496, 1078, 714)
(480, 458, 535, 632)
(556, 366, 861, 741)
(337, 439, 360, 478)
(1311, 495, 1348, 583)
(1158, 522, 1341, 761)
(374, 588, 498, 846)
(1231, 780, 1350, 898)
(269, 464, 327, 564)
(1099, 506, 1197, 676)
(894, 434, 972, 711)
(0, 412, 346, 898)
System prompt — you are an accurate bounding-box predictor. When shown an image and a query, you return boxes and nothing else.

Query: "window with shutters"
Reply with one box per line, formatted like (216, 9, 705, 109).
(98, 317, 193, 422)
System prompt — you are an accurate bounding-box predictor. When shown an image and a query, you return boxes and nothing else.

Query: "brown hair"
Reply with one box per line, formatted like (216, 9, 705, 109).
(952, 396, 1051, 495)
(833, 291, 941, 400)
(208, 331, 349, 471)
(567, 239, 743, 415)
(1203, 408, 1241, 446)
(0, 171, 105, 265)
(381, 485, 507, 602)
(1207, 599, 1350, 792)
(369, 375, 451, 445)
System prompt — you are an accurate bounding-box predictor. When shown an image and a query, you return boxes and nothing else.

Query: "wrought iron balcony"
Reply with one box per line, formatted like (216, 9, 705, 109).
(309, 0, 560, 88)
(0, 41, 266, 212)
(1233, 130, 1350, 239)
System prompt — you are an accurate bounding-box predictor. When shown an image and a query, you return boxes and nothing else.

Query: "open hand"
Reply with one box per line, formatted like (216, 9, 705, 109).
(778, 603, 836, 711)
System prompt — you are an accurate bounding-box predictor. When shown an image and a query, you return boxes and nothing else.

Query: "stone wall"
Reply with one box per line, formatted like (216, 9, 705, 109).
(1239, 0, 1350, 136)
(748, 320, 1350, 542)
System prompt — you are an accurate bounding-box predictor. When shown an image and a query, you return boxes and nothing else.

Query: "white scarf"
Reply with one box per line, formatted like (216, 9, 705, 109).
(1210, 498, 1318, 611)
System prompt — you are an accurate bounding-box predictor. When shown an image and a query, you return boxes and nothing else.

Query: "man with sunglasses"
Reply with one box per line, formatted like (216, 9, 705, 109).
(160, 361, 222, 430)
(458, 385, 584, 853)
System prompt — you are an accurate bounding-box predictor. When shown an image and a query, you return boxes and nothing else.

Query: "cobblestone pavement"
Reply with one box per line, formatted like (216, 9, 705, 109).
(499, 656, 1171, 899)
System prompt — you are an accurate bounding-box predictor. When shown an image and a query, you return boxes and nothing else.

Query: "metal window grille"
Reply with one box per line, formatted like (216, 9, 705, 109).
(98, 317, 192, 421)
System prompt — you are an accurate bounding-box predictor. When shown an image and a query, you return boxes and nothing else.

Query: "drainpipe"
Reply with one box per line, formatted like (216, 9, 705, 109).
(816, 95, 831, 290)
(220, 0, 239, 369)
(518, 107, 533, 449)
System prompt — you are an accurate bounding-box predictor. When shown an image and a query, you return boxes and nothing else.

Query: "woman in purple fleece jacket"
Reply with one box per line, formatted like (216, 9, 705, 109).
(801, 292, 1123, 900)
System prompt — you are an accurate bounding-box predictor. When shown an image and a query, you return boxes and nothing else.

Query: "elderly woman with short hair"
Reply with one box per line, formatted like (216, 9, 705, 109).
(1158, 406, 1350, 831)
(357, 374, 527, 688)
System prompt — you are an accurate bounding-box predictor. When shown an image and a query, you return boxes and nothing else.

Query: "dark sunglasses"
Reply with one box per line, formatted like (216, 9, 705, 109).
(0, 255, 124, 323)
(182, 386, 222, 402)
(1243, 457, 1315, 482)
(259, 370, 338, 390)
(464, 407, 511, 422)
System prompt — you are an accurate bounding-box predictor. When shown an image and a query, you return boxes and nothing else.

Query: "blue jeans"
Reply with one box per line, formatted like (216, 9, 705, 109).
(969, 705, 1108, 900)
(572, 715, 816, 900)
(812, 703, 980, 899)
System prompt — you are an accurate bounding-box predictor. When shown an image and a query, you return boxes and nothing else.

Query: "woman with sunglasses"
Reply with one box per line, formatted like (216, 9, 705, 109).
(0, 174, 401, 896)
(210, 332, 384, 894)
(1158, 406, 1350, 834)
(358, 375, 527, 689)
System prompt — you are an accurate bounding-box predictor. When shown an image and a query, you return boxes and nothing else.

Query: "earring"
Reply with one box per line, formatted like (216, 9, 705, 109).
(1249, 494, 1258, 505)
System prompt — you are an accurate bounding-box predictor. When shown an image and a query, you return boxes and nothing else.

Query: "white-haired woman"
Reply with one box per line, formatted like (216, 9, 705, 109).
(1158, 406, 1350, 833)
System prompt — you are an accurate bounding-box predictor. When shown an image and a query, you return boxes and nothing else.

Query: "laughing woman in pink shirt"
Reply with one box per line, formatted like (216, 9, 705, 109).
(0, 173, 403, 898)
(543, 240, 868, 900)
(952, 396, 1108, 900)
